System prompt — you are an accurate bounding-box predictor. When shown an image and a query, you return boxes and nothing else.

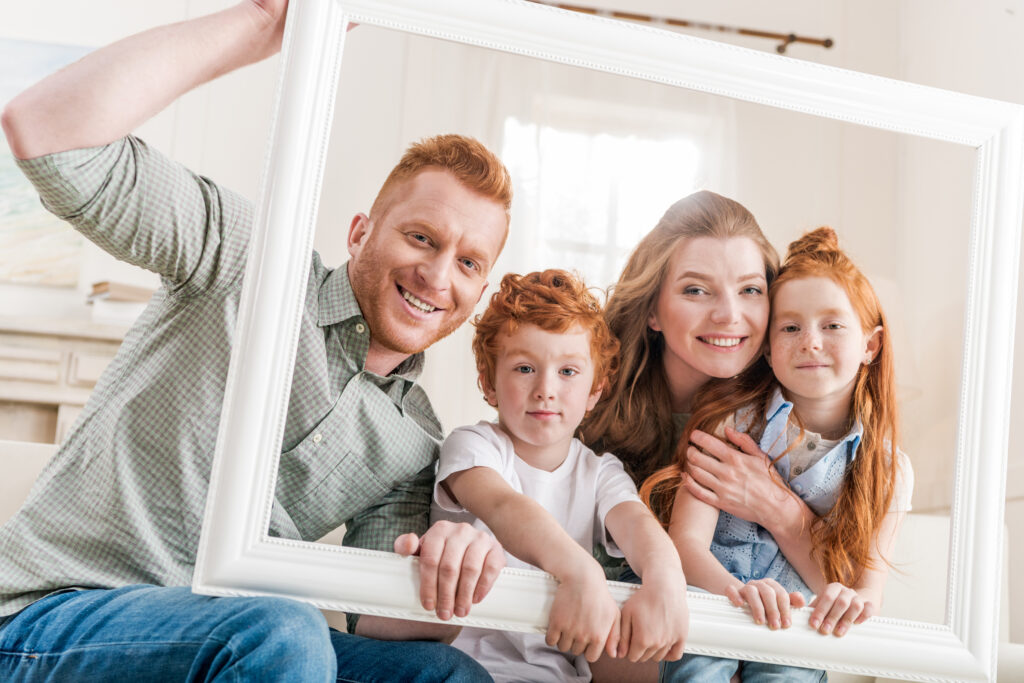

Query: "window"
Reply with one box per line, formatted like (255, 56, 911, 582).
(501, 98, 710, 289)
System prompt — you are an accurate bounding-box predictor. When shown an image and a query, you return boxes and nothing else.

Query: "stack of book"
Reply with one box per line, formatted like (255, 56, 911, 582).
(87, 281, 156, 326)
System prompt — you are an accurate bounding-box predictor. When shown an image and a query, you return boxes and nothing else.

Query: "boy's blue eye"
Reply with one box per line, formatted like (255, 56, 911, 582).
(514, 365, 533, 374)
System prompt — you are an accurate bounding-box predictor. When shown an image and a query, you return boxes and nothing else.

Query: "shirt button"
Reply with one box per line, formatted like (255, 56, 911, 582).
(355, 323, 366, 334)
(793, 483, 803, 493)
(807, 441, 817, 450)
(312, 433, 323, 444)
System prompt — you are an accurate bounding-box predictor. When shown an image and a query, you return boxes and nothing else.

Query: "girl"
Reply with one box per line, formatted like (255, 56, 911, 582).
(644, 227, 913, 682)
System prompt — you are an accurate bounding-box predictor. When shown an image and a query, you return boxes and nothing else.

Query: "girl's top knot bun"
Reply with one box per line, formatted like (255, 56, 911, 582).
(784, 226, 840, 262)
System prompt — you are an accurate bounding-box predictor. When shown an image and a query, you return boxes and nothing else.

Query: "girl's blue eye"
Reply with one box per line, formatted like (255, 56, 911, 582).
(683, 286, 706, 296)
(781, 324, 799, 333)
(742, 286, 763, 295)
(559, 368, 579, 377)
(514, 365, 533, 374)
(826, 322, 844, 330)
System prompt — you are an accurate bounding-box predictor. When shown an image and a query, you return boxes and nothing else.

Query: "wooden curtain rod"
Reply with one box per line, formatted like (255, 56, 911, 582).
(529, 1, 834, 54)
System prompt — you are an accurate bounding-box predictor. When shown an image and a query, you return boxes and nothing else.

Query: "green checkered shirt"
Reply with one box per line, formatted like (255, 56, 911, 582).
(0, 137, 443, 619)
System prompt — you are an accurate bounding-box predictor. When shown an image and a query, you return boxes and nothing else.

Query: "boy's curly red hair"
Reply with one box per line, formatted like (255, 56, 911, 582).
(472, 269, 620, 396)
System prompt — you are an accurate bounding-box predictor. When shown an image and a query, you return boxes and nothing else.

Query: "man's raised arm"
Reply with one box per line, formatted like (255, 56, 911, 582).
(1, 0, 287, 160)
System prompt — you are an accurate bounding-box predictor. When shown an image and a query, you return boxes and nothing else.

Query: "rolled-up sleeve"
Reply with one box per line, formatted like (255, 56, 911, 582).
(15, 136, 252, 297)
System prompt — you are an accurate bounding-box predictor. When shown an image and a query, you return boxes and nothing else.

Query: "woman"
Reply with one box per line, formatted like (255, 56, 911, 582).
(580, 190, 820, 681)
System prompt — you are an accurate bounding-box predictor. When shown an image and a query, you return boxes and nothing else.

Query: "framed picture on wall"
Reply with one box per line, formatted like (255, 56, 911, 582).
(0, 38, 91, 287)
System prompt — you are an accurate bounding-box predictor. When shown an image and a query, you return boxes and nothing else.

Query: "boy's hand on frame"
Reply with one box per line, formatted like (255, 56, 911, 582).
(394, 520, 505, 620)
(617, 572, 688, 662)
(546, 562, 620, 663)
(808, 582, 876, 637)
(725, 577, 806, 630)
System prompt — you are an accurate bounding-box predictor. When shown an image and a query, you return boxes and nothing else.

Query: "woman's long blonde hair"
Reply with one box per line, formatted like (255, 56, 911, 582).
(578, 190, 779, 485)
(641, 227, 901, 586)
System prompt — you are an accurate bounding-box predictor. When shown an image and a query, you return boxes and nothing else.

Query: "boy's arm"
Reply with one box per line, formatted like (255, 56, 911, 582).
(444, 466, 619, 662)
(602, 500, 687, 662)
(2, 0, 287, 159)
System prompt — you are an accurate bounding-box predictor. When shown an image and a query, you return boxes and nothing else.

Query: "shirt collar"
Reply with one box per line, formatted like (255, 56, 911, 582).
(317, 263, 425, 381)
(766, 386, 864, 452)
(317, 264, 363, 328)
(765, 386, 792, 423)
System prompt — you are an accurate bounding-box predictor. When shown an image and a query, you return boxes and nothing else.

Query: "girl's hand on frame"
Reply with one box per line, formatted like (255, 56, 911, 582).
(682, 428, 791, 528)
(725, 578, 806, 630)
(546, 563, 621, 662)
(616, 572, 688, 662)
(809, 583, 876, 637)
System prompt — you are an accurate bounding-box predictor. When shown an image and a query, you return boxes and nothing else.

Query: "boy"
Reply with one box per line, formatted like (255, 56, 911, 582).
(431, 269, 689, 682)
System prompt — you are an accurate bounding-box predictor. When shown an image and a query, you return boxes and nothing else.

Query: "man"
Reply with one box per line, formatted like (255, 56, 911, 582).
(0, 0, 509, 680)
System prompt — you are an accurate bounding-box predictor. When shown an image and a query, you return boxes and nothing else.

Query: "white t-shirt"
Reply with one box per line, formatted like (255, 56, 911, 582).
(431, 421, 641, 683)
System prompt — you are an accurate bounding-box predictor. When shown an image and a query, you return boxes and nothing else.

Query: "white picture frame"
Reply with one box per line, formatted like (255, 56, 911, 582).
(192, 1, 1024, 680)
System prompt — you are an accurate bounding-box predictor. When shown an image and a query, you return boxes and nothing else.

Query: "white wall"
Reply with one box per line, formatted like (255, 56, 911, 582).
(892, 0, 1024, 644)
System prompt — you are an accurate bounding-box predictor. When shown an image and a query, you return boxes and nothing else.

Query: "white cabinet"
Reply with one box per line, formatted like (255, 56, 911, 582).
(0, 317, 125, 444)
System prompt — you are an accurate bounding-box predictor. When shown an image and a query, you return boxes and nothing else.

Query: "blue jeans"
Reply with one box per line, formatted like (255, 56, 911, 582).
(0, 585, 491, 682)
(660, 654, 826, 682)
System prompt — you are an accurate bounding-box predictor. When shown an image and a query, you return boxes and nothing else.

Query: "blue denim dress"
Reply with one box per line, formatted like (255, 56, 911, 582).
(710, 389, 862, 599)
(661, 388, 861, 683)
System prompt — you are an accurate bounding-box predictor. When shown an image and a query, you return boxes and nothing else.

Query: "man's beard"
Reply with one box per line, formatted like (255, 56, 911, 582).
(347, 257, 465, 357)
